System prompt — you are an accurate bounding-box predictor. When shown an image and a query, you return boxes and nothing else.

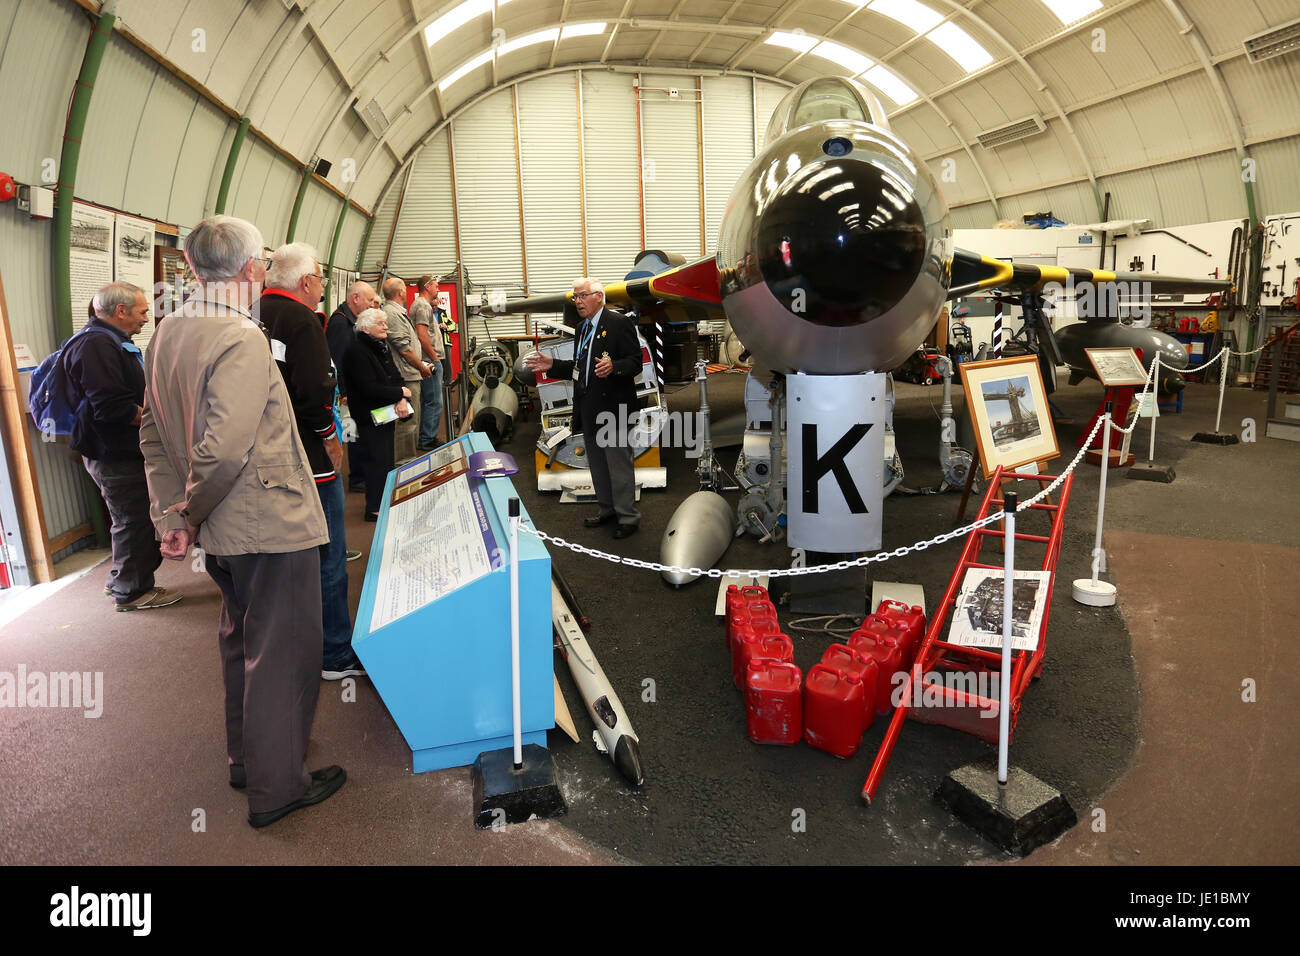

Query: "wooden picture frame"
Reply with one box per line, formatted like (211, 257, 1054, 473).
(1084, 347, 1149, 387)
(958, 354, 1060, 478)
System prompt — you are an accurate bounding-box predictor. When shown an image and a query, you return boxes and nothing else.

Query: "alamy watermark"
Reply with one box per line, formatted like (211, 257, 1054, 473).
(591, 409, 707, 457)
(1041, 276, 1153, 322)
(889, 668, 1000, 717)
(0, 666, 103, 718)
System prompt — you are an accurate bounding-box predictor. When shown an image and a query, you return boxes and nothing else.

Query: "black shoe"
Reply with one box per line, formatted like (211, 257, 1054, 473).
(364, 512, 379, 522)
(584, 512, 617, 528)
(613, 524, 639, 540)
(248, 766, 347, 829)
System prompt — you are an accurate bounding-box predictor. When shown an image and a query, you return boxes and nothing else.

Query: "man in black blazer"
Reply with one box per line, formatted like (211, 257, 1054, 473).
(527, 278, 642, 538)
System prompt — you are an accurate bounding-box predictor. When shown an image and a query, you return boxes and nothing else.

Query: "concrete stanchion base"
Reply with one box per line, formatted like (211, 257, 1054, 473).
(1127, 464, 1175, 483)
(937, 761, 1077, 857)
(1192, 432, 1239, 444)
(471, 744, 567, 829)
(1072, 578, 1118, 607)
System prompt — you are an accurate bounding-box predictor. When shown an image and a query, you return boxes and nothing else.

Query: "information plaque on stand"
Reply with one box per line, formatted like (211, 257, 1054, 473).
(353, 432, 553, 773)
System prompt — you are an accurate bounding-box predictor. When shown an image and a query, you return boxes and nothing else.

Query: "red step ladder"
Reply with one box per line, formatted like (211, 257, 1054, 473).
(862, 464, 1074, 804)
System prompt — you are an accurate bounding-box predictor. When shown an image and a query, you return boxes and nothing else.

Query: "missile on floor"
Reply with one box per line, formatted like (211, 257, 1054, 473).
(660, 490, 739, 587)
(551, 580, 644, 787)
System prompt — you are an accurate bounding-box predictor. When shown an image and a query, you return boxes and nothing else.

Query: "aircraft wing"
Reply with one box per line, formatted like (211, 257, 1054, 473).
(481, 255, 725, 324)
(948, 246, 1230, 300)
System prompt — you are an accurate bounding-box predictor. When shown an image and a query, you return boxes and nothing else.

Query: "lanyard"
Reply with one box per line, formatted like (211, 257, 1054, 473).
(578, 319, 599, 386)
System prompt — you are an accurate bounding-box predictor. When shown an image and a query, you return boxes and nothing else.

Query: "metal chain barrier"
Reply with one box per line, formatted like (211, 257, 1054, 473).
(520, 415, 1106, 581)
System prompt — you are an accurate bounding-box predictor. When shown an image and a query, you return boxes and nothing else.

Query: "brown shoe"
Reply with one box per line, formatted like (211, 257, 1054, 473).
(115, 587, 183, 612)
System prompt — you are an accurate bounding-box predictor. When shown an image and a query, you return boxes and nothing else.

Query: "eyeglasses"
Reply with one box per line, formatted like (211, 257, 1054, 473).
(308, 272, 325, 282)
(573, 291, 601, 300)
(252, 257, 272, 270)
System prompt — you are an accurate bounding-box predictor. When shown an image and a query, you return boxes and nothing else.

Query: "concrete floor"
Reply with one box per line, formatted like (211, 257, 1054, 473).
(0, 373, 1296, 865)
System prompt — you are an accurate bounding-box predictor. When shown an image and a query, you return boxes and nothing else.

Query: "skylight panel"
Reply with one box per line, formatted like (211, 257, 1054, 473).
(1040, 0, 1104, 26)
(438, 49, 494, 92)
(868, 0, 944, 35)
(425, 0, 494, 48)
(766, 31, 820, 54)
(927, 22, 994, 71)
(498, 27, 559, 56)
(862, 64, 917, 106)
(560, 22, 608, 40)
(811, 40, 874, 75)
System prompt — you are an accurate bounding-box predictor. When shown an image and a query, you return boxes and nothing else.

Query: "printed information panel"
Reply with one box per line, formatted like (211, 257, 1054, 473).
(369, 472, 497, 632)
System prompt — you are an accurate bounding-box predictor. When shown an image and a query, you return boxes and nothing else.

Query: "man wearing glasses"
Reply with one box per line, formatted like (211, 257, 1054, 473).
(260, 242, 364, 681)
(526, 278, 642, 538)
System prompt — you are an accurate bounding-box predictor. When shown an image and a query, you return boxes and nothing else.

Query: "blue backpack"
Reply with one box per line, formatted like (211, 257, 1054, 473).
(27, 325, 120, 439)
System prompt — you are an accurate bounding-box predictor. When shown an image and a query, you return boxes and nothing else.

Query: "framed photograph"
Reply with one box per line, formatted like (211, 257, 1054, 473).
(1084, 347, 1148, 387)
(958, 355, 1059, 478)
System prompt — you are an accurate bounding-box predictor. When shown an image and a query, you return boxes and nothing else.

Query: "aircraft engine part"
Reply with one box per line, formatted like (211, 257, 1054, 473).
(513, 342, 537, 387)
(717, 79, 951, 375)
(467, 340, 514, 390)
(470, 382, 519, 446)
(738, 489, 783, 542)
(660, 491, 739, 586)
(1055, 321, 1190, 381)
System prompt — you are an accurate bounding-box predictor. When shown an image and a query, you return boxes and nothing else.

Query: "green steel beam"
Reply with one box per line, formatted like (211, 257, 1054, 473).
(214, 116, 251, 215)
(53, 7, 117, 550)
(285, 164, 313, 242)
(53, 8, 116, 341)
(322, 197, 348, 305)
(356, 213, 376, 274)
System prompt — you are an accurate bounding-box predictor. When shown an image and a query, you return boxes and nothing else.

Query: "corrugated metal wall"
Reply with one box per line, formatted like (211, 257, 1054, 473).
(640, 73, 702, 258)
(386, 131, 456, 278)
(517, 74, 583, 297)
(581, 71, 642, 288)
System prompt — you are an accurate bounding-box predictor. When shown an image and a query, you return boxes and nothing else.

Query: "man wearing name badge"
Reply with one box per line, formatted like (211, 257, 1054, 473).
(64, 282, 179, 611)
(526, 277, 642, 539)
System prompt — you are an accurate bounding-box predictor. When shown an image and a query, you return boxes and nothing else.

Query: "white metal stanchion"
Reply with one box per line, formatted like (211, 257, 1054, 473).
(1215, 348, 1228, 435)
(998, 491, 1016, 786)
(508, 497, 523, 769)
(1073, 404, 1118, 606)
(1147, 357, 1160, 462)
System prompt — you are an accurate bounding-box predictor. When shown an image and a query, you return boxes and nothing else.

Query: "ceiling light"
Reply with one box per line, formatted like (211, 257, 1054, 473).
(766, 31, 819, 54)
(861, 64, 917, 106)
(927, 22, 994, 71)
(811, 40, 874, 75)
(868, 0, 943, 35)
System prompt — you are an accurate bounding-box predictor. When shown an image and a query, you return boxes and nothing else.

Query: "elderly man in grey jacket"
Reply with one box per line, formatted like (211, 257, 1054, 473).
(140, 214, 347, 829)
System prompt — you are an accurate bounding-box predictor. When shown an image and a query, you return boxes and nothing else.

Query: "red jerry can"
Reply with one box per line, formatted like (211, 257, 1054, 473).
(850, 623, 907, 716)
(727, 599, 778, 650)
(820, 643, 879, 730)
(875, 600, 926, 668)
(725, 586, 769, 645)
(732, 625, 791, 689)
(802, 664, 866, 758)
(745, 660, 803, 745)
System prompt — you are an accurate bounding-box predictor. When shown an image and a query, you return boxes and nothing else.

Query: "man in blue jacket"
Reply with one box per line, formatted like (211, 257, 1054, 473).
(64, 283, 180, 611)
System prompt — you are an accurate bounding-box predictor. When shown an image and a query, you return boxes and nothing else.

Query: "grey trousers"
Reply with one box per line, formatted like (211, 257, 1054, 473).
(205, 548, 322, 813)
(582, 418, 639, 525)
(83, 456, 162, 603)
(395, 385, 421, 461)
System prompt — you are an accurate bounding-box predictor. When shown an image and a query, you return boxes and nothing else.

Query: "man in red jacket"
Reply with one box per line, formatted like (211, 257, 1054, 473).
(260, 243, 364, 680)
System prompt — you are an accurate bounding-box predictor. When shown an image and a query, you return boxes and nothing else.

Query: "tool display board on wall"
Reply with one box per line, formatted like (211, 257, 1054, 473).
(1260, 212, 1300, 307)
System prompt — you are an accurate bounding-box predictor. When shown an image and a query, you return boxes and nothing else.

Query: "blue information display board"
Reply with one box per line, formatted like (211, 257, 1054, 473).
(352, 432, 553, 773)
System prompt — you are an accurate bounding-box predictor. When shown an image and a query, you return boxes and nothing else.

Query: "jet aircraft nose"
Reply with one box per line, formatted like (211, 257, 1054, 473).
(754, 149, 927, 328)
(717, 119, 951, 374)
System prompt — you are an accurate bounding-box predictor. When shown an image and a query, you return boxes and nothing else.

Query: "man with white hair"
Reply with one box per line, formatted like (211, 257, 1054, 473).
(526, 277, 642, 538)
(380, 275, 431, 461)
(260, 242, 364, 681)
(63, 282, 179, 611)
(327, 280, 377, 492)
(140, 215, 346, 828)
